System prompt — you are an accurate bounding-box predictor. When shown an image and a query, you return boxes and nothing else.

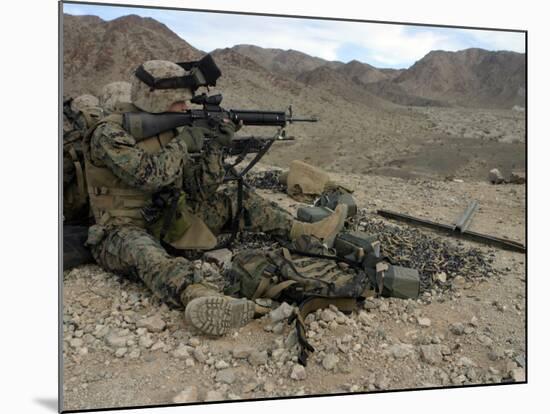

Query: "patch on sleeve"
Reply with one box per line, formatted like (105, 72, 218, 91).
(111, 131, 136, 147)
(100, 123, 137, 147)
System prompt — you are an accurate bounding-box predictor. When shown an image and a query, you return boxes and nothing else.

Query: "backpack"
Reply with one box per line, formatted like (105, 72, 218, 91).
(225, 234, 420, 365)
(62, 97, 102, 225)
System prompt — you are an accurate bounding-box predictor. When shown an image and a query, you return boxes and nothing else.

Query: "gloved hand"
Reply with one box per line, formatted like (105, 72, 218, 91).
(176, 127, 206, 153)
(215, 118, 239, 147)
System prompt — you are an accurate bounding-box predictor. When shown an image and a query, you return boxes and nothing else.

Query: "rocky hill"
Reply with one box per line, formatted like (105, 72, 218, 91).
(296, 65, 398, 110)
(64, 13, 525, 111)
(63, 13, 430, 174)
(227, 44, 342, 78)
(224, 46, 524, 110)
(393, 48, 526, 108)
(379, 68, 406, 79)
(63, 14, 202, 97)
(63, 13, 525, 176)
(335, 60, 393, 84)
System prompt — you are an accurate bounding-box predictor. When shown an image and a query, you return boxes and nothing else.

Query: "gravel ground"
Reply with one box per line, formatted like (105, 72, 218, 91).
(62, 170, 525, 411)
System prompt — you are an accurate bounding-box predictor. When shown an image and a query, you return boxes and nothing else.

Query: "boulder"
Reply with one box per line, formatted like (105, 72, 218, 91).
(488, 168, 505, 184)
(509, 171, 526, 184)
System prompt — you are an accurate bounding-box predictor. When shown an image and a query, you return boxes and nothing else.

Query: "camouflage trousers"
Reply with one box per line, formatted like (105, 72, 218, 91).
(190, 184, 293, 236)
(90, 186, 293, 307)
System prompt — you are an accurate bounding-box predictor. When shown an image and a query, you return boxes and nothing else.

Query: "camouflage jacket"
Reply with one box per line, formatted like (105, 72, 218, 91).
(85, 115, 234, 227)
(88, 120, 189, 192)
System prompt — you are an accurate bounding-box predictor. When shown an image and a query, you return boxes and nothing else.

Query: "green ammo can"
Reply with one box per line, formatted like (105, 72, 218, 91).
(382, 265, 420, 299)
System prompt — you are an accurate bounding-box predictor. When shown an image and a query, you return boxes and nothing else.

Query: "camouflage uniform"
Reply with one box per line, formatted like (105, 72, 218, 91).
(83, 59, 346, 334)
(191, 184, 292, 237)
(180, 142, 292, 237)
(63, 95, 103, 224)
(86, 118, 293, 308)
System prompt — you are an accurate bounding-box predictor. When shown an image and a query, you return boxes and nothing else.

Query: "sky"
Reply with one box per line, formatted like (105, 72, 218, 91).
(62, 2, 525, 69)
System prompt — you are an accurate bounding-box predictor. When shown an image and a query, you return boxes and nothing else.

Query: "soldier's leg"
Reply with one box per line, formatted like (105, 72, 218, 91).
(89, 225, 254, 335)
(238, 187, 294, 236)
(193, 185, 294, 237)
(194, 186, 347, 246)
(89, 225, 197, 307)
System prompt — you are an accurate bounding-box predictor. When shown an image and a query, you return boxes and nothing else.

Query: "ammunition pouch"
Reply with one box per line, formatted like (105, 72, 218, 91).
(296, 206, 332, 223)
(146, 189, 217, 251)
(333, 231, 381, 262)
(380, 265, 420, 299)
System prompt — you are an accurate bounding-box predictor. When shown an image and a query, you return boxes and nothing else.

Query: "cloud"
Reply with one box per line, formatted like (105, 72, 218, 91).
(172, 12, 343, 60)
(321, 22, 462, 66)
(62, 3, 525, 68)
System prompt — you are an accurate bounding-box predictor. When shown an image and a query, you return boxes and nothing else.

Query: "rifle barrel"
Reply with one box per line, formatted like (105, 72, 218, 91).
(289, 117, 318, 123)
(232, 135, 295, 141)
(123, 109, 317, 140)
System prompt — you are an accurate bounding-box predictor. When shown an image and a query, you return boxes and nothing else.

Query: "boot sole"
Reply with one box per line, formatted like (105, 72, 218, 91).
(185, 296, 255, 336)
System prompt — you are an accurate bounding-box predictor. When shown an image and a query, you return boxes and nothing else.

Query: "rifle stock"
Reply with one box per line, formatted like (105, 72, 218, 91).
(122, 95, 317, 140)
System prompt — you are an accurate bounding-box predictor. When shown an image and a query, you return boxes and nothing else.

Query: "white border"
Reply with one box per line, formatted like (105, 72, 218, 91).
(1, 0, 546, 413)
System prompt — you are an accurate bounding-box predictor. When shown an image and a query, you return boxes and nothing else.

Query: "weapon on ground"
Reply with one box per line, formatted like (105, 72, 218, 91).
(122, 93, 317, 140)
(377, 208, 525, 253)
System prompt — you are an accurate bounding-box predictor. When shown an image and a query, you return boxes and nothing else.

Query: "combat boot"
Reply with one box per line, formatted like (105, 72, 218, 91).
(182, 283, 255, 336)
(290, 204, 348, 248)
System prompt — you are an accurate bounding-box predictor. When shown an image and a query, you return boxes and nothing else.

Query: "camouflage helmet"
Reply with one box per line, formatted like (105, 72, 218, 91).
(70, 94, 99, 113)
(100, 81, 131, 113)
(131, 60, 193, 113)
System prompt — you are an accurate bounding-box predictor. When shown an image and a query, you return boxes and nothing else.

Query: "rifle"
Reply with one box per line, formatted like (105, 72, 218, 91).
(187, 131, 295, 158)
(121, 93, 317, 140)
(220, 130, 294, 185)
(224, 132, 295, 157)
(129, 93, 315, 250)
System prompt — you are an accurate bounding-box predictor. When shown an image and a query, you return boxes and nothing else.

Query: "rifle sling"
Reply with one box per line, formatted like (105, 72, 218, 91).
(216, 137, 274, 249)
(158, 190, 181, 242)
(283, 245, 394, 270)
(292, 296, 358, 366)
(240, 138, 274, 176)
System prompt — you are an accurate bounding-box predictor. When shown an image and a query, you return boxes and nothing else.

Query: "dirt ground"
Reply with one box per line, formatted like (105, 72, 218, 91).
(263, 106, 525, 182)
(62, 106, 525, 411)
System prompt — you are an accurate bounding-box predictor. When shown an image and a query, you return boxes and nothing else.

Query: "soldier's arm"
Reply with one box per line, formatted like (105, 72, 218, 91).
(91, 122, 191, 192)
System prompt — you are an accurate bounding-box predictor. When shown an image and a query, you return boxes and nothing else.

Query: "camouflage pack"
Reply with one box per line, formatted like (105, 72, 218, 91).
(225, 233, 419, 365)
(225, 235, 374, 302)
(63, 96, 103, 224)
(225, 235, 377, 364)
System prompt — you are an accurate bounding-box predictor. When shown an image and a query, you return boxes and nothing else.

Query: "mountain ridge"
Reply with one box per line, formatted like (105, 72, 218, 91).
(63, 13, 525, 109)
